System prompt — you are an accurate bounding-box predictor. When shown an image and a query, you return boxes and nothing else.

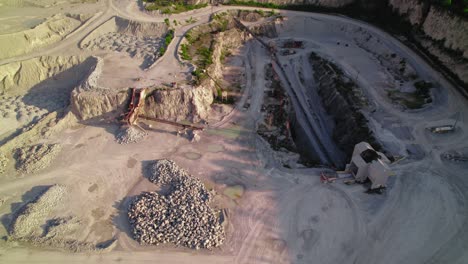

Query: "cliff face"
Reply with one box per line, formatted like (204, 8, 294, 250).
(388, 0, 428, 25)
(70, 57, 129, 120)
(387, 1, 468, 85)
(70, 57, 213, 122)
(309, 53, 378, 158)
(421, 6, 468, 59)
(142, 87, 213, 122)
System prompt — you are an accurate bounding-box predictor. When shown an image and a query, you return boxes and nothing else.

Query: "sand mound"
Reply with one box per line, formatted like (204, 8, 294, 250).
(80, 16, 167, 67)
(84, 32, 163, 67)
(81, 16, 168, 46)
(12, 185, 67, 238)
(116, 126, 147, 144)
(0, 14, 83, 60)
(0, 56, 83, 96)
(128, 159, 225, 249)
(15, 143, 61, 174)
(10, 185, 96, 251)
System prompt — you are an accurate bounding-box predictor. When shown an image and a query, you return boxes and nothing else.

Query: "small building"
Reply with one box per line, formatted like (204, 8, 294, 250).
(345, 142, 393, 189)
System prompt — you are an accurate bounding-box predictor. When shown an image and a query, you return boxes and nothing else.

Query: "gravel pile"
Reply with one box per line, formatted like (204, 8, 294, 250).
(15, 144, 61, 174)
(0, 152, 7, 174)
(85, 33, 162, 68)
(148, 159, 188, 185)
(128, 159, 225, 249)
(12, 185, 66, 238)
(116, 126, 147, 144)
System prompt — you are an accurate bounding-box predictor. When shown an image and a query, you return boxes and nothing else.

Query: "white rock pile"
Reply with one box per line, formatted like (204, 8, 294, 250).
(116, 126, 147, 144)
(128, 159, 225, 249)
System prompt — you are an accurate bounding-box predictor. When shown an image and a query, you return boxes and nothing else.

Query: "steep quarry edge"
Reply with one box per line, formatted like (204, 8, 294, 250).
(69, 56, 214, 123)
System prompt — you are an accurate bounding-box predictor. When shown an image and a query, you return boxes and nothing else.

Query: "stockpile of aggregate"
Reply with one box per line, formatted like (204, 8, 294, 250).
(128, 159, 225, 249)
(116, 126, 147, 144)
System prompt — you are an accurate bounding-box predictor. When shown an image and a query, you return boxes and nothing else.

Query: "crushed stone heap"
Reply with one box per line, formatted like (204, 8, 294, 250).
(116, 126, 147, 144)
(128, 159, 225, 250)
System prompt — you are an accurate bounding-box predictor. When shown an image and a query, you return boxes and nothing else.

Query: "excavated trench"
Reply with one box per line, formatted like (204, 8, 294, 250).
(290, 54, 381, 169)
(259, 49, 380, 169)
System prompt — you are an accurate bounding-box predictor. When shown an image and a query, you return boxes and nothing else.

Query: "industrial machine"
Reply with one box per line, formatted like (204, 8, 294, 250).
(122, 87, 204, 131)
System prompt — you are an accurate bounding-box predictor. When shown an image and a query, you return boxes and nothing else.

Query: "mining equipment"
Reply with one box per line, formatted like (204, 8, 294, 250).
(426, 115, 459, 134)
(345, 142, 394, 190)
(122, 87, 204, 131)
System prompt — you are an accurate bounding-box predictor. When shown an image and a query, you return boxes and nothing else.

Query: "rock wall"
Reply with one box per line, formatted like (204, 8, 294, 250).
(387, 1, 468, 85)
(309, 53, 380, 157)
(421, 6, 468, 59)
(70, 57, 128, 120)
(388, 0, 428, 25)
(207, 27, 247, 92)
(142, 87, 213, 122)
(70, 56, 213, 122)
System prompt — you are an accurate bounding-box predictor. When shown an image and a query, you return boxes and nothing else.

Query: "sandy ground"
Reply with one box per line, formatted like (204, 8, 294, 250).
(1, 1, 468, 264)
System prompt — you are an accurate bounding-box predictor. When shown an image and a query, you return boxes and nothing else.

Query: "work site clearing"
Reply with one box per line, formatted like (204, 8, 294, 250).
(0, 0, 467, 263)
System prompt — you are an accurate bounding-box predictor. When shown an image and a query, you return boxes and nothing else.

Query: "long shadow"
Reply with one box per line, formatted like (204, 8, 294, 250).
(203, 118, 394, 263)
(112, 195, 138, 240)
(22, 57, 96, 112)
(112, 160, 160, 240)
(0, 58, 96, 146)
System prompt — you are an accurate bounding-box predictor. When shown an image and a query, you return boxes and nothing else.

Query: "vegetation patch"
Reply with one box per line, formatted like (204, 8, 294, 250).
(180, 44, 191, 60)
(144, 0, 208, 14)
(183, 12, 238, 84)
(159, 29, 174, 56)
(387, 80, 433, 109)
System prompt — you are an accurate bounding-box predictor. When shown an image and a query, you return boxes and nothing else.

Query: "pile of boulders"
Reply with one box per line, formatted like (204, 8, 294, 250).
(128, 159, 225, 249)
(116, 126, 147, 144)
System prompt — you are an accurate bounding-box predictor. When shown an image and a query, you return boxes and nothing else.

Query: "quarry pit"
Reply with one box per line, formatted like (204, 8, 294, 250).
(1, 0, 468, 263)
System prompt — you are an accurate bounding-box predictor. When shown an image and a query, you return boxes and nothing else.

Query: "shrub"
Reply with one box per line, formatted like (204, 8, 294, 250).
(196, 46, 213, 68)
(180, 44, 192, 60)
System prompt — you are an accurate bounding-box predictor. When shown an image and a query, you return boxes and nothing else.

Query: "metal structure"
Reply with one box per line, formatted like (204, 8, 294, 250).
(123, 88, 147, 126)
(426, 114, 459, 134)
(345, 142, 394, 190)
(122, 87, 204, 131)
